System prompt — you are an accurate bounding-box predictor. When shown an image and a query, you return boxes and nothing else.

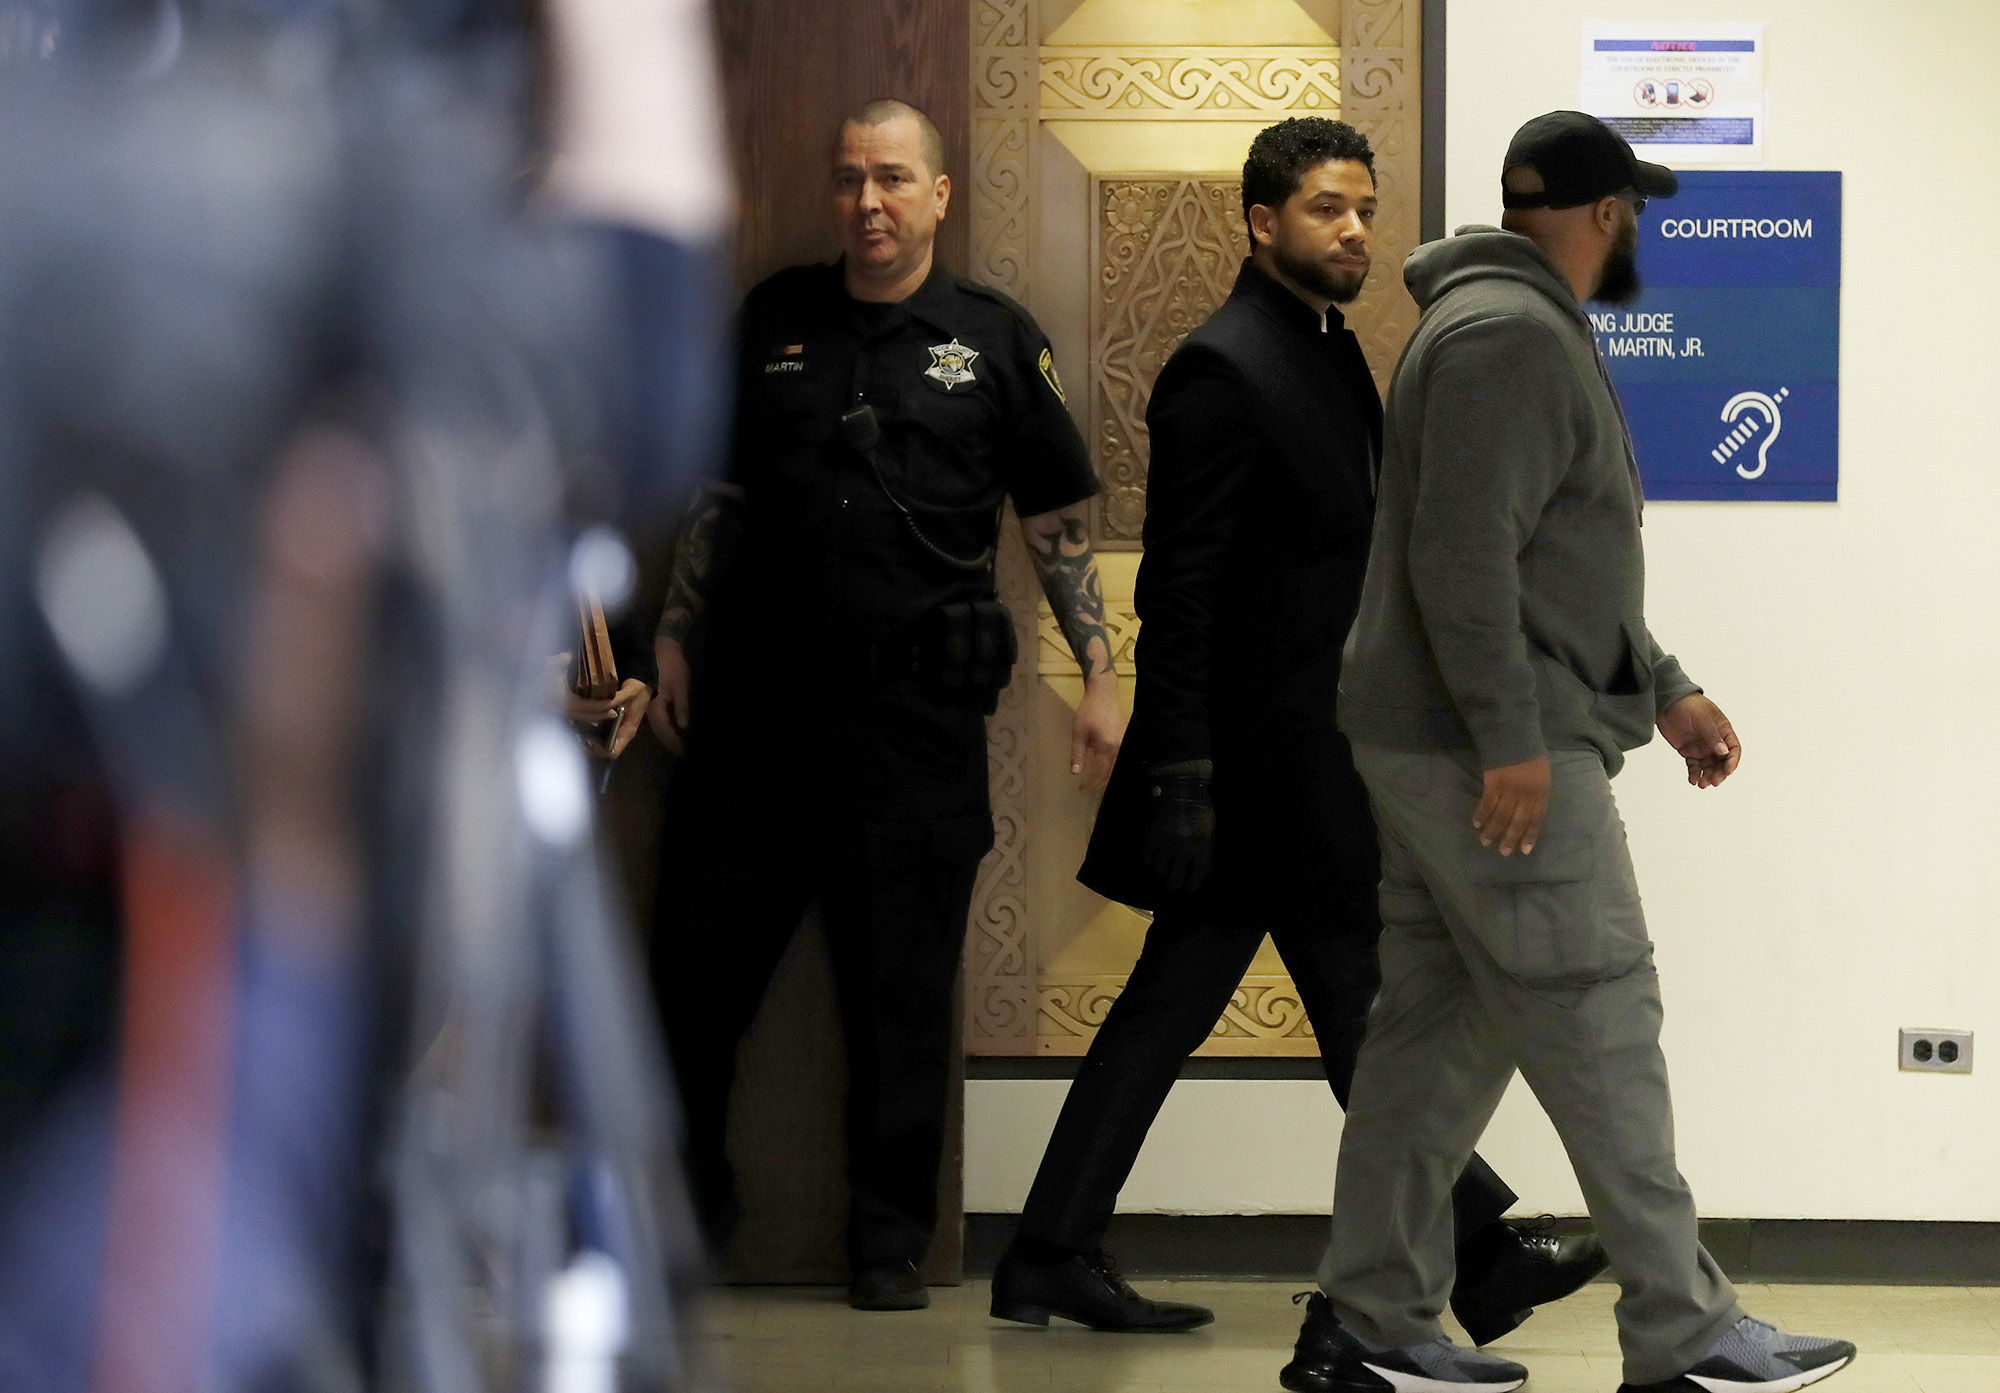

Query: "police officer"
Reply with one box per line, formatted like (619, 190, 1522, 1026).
(645, 98, 1121, 1311)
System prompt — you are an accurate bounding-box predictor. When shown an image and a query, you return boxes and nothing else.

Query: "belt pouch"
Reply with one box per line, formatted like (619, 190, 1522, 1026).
(916, 599, 1018, 713)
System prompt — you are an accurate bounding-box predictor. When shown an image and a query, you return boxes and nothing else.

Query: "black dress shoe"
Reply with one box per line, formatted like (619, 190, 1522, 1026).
(1450, 1217, 1609, 1346)
(989, 1246, 1213, 1332)
(849, 1260, 929, 1311)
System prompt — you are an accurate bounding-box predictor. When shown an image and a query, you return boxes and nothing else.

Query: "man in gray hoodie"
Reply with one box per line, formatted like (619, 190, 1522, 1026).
(1280, 114, 1856, 1393)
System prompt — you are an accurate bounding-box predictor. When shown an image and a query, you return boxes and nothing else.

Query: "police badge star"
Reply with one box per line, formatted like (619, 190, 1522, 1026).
(923, 338, 980, 390)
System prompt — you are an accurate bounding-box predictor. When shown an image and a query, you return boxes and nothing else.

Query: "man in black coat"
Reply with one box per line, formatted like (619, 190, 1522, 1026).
(988, 119, 1606, 1339)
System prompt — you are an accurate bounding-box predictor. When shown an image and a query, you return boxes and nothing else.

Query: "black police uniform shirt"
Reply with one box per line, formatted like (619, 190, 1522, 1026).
(696, 257, 1097, 815)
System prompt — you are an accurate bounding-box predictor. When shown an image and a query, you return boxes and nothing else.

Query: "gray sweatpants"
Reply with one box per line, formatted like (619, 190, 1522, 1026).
(1318, 745, 1741, 1385)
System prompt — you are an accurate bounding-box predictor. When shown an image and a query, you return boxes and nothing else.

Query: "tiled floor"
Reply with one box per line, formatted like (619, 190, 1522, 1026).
(695, 1278, 2000, 1392)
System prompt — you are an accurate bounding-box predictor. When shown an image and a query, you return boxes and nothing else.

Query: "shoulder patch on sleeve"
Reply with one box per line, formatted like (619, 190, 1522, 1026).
(1037, 347, 1066, 403)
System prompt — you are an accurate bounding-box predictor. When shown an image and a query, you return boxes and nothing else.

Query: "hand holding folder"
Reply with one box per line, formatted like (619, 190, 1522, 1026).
(564, 590, 648, 759)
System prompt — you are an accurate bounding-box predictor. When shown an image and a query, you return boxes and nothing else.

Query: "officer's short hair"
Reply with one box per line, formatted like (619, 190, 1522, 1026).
(835, 98, 947, 183)
(1241, 118, 1375, 227)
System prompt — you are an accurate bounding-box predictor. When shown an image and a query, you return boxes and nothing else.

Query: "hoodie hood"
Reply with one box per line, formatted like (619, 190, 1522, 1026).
(1402, 225, 1589, 330)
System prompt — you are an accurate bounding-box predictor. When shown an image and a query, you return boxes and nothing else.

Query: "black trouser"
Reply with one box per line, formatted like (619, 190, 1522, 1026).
(1017, 881, 1517, 1254)
(650, 747, 991, 1270)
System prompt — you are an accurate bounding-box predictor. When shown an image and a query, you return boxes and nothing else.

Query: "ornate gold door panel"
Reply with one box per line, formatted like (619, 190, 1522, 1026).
(1090, 176, 1252, 546)
(966, 0, 1422, 1057)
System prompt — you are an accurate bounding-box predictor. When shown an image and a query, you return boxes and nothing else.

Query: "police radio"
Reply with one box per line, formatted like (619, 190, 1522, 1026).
(837, 403, 995, 573)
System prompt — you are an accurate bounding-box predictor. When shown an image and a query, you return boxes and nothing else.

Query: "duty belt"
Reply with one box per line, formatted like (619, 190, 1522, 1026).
(848, 599, 1018, 712)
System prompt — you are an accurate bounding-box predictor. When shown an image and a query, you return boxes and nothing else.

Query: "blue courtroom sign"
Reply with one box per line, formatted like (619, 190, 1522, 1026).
(1597, 171, 1841, 501)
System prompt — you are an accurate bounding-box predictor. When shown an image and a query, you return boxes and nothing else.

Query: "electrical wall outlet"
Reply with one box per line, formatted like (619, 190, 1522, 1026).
(1900, 1029, 1973, 1074)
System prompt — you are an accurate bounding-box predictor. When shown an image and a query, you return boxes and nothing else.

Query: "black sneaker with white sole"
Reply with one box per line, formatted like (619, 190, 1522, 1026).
(1616, 1315, 1856, 1393)
(1281, 1291, 1529, 1393)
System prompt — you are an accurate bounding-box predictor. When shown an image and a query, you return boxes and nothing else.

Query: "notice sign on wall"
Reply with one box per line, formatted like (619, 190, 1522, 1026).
(1581, 21, 1766, 165)
(1599, 171, 1841, 502)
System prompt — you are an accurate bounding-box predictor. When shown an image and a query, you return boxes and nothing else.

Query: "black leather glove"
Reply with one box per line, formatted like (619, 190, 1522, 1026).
(1141, 759, 1216, 895)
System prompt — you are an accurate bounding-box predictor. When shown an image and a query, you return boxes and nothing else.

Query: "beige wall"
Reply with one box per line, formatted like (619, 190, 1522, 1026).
(968, 0, 2000, 1222)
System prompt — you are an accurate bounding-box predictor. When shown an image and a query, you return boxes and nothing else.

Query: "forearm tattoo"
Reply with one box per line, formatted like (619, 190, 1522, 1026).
(1024, 508, 1115, 680)
(656, 482, 743, 645)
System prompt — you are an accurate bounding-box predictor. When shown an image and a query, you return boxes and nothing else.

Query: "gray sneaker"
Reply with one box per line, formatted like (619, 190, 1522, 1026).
(1617, 1315, 1856, 1393)
(1282, 1290, 1529, 1392)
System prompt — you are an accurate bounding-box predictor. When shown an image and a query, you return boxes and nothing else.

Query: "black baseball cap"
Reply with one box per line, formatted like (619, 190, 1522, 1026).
(1501, 111, 1678, 209)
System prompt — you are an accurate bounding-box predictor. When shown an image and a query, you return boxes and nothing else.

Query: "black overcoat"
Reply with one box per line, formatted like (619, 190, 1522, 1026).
(1079, 259, 1385, 918)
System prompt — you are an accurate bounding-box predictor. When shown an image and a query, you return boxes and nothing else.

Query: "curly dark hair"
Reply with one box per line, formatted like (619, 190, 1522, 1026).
(1241, 118, 1376, 228)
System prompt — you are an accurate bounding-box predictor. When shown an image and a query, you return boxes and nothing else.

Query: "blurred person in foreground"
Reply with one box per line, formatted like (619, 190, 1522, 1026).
(989, 117, 1603, 1340)
(1279, 112, 1855, 1393)
(0, 0, 729, 1385)
(644, 98, 1121, 1310)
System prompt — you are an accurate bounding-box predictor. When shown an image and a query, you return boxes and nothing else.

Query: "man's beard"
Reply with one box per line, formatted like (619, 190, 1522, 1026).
(1592, 219, 1642, 304)
(1276, 242, 1367, 305)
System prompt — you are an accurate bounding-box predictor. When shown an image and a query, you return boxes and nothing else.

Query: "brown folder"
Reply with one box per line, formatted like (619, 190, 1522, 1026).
(572, 589, 620, 701)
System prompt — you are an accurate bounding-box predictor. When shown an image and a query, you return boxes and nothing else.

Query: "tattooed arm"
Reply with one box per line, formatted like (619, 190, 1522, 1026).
(648, 481, 745, 754)
(1020, 504, 1114, 678)
(655, 481, 744, 644)
(1019, 502, 1124, 792)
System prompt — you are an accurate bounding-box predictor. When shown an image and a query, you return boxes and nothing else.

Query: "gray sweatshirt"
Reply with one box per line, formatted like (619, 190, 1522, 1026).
(1337, 226, 1699, 776)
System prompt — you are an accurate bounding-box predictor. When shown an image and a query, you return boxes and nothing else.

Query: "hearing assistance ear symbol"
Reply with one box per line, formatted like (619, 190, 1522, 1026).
(1712, 389, 1789, 481)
